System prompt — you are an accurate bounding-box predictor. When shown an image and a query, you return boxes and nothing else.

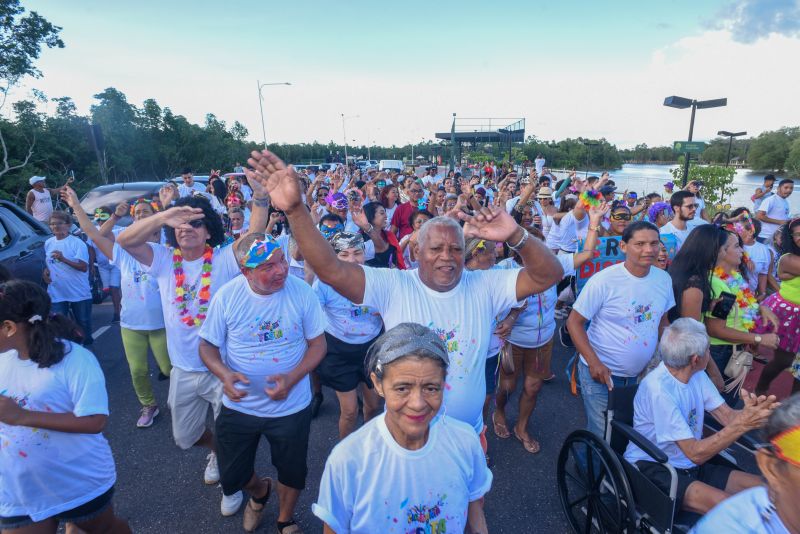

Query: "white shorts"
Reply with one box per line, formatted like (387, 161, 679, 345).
(97, 263, 121, 288)
(167, 367, 222, 449)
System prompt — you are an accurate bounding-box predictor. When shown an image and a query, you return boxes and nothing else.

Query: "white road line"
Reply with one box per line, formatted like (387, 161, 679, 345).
(92, 325, 111, 339)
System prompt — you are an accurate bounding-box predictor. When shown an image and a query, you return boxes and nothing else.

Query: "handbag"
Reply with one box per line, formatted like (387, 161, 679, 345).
(723, 345, 754, 395)
(499, 341, 515, 375)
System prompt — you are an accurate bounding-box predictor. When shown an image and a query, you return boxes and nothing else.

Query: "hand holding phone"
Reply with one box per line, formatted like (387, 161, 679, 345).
(711, 292, 736, 320)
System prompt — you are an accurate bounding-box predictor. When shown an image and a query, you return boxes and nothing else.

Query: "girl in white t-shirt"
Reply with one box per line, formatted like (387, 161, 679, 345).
(313, 232, 383, 439)
(313, 323, 491, 534)
(0, 280, 130, 533)
(63, 189, 172, 430)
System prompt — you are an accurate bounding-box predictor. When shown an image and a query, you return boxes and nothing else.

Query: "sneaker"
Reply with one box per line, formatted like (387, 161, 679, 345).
(220, 490, 243, 517)
(205, 452, 220, 485)
(136, 405, 159, 428)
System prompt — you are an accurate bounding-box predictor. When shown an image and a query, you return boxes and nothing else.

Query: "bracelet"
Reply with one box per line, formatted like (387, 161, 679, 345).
(253, 197, 269, 207)
(507, 228, 529, 251)
(365, 224, 374, 234)
(589, 225, 601, 232)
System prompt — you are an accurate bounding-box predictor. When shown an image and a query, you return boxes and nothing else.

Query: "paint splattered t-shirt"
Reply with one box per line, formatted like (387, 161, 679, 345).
(624, 362, 723, 469)
(0, 343, 115, 521)
(313, 413, 491, 534)
(573, 263, 675, 377)
(199, 275, 326, 418)
(361, 266, 520, 432)
(313, 279, 383, 344)
(111, 243, 164, 331)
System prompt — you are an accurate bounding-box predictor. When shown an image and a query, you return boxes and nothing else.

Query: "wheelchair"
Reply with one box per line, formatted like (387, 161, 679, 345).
(555, 385, 760, 533)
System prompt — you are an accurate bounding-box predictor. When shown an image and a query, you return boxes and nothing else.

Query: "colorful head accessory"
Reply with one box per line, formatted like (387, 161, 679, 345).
(326, 192, 348, 211)
(319, 223, 345, 240)
(664, 181, 675, 190)
(578, 190, 603, 209)
(225, 193, 242, 206)
(330, 231, 365, 253)
(648, 201, 674, 223)
(771, 425, 800, 468)
(240, 235, 282, 268)
(130, 198, 160, 216)
(93, 208, 111, 221)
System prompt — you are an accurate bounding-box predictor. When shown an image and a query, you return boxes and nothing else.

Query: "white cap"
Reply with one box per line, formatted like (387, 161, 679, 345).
(29, 176, 46, 186)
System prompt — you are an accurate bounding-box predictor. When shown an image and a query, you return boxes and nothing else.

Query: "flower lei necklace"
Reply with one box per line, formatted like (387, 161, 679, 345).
(712, 264, 760, 331)
(173, 245, 213, 327)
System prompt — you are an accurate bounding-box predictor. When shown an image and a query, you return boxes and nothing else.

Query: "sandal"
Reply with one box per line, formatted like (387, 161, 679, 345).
(277, 519, 303, 534)
(492, 413, 511, 439)
(514, 429, 541, 454)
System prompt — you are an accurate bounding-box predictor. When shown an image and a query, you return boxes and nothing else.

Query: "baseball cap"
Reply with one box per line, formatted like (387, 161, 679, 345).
(29, 176, 46, 186)
(599, 185, 617, 195)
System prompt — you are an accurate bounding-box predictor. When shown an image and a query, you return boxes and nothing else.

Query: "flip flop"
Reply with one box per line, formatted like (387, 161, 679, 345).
(514, 429, 541, 454)
(492, 413, 511, 439)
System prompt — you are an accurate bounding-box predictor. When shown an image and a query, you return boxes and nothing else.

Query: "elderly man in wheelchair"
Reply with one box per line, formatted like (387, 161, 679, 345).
(623, 318, 778, 514)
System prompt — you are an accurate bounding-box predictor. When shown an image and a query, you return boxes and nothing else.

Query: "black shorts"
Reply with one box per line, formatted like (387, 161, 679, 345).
(0, 486, 114, 529)
(636, 461, 733, 512)
(215, 404, 312, 494)
(485, 354, 499, 395)
(316, 332, 378, 392)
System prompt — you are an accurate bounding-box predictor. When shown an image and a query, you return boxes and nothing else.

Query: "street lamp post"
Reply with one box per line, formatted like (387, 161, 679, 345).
(582, 140, 599, 178)
(717, 130, 747, 167)
(663, 95, 727, 185)
(341, 114, 359, 164)
(257, 81, 291, 149)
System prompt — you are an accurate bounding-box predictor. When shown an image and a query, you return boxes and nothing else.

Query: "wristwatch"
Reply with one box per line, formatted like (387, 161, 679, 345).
(754, 335, 762, 345)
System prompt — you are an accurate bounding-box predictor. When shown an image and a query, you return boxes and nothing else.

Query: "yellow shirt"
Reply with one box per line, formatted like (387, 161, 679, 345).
(706, 275, 745, 346)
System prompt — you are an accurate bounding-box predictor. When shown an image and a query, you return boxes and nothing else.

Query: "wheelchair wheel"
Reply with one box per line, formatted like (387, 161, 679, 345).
(557, 430, 636, 533)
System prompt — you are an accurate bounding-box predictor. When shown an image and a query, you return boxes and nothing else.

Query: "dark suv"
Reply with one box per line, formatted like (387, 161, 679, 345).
(0, 200, 50, 284)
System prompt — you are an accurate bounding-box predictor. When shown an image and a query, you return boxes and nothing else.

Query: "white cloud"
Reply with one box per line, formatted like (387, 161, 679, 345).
(715, 0, 800, 43)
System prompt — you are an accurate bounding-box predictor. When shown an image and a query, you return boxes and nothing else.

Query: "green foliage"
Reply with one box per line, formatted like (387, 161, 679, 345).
(786, 137, 800, 177)
(0, 0, 64, 85)
(700, 137, 748, 165)
(670, 164, 736, 215)
(748, 128, 800, 171)
(521, 136, 623, 170)
(619, 144, 675, 163)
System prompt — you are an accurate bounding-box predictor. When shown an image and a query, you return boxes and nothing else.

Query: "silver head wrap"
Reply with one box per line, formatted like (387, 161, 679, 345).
(366, 323, 449, 379)
(329, 231, 365, 253)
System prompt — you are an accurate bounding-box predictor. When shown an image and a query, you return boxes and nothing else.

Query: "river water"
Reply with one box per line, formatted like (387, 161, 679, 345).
(556, 164, 799, 213)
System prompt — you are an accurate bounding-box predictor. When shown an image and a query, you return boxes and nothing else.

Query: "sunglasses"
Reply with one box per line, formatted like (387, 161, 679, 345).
(610, 212, 631, 221)
(187, 219, 205, 228)
(682, 203, 699, 209)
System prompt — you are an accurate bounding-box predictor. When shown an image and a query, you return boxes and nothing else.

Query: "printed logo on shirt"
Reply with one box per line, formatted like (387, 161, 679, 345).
(257, 319, 283, 343)
(633, 303, 653, 324)
(132, 269, 150, 284)
(430, 325, 459, 353)
(350, 305, 371, 319)
(405, 496, 447, 534)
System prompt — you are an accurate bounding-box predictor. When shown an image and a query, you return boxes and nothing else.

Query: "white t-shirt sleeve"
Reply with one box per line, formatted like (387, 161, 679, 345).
(466, 431, 493, 501)
(312, 451, 352, 533)
(198, 288, 228, 349)
(71, 238, 90, 264)
(756, 194, 773, 215)
(485, 267, 523, 317)
(64, 345, 110, 417)
(700, 372, 725, 412)
(302, 286, 327, 339)
(572, 272, 606, 320)
(145, 242, 171, 273)
(359, 265, 396, 309)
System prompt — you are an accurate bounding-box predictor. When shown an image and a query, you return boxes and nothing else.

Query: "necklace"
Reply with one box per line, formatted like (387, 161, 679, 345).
(173, 245, 213, 327)
(712, 264, 760, 331)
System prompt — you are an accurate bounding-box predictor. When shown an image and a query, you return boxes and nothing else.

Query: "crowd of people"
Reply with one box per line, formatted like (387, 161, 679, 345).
(1, 152, 799, 533)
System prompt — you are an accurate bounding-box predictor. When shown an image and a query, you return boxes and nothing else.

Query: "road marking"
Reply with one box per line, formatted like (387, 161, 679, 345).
(92, 325, 111, 339)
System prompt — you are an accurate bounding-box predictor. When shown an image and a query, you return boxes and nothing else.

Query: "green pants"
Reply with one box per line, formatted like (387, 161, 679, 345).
(120, 327, 172, 407)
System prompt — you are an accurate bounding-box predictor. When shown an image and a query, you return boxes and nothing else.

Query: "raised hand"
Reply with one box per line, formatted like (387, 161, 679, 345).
(588, 202, 610, 225)
(245, 150, 303, 213)
(114, 201, 130, 218)
(459, 204, 520, 243)
(351, 207, 369, 230)
(60, 185, 81, 210)
(161, 206, 205, 228)
(159, 184, 177, 208)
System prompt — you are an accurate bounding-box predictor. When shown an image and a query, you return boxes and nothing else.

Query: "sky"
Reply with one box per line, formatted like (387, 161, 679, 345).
(8, 0, 800, 149)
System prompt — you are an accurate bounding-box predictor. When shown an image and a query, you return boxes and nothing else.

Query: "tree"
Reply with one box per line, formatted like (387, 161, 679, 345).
(0, 0, 63, 180)
(670, 164, 736, 216)
(748, 128, 799, 171)
(785, 137, 800, 177)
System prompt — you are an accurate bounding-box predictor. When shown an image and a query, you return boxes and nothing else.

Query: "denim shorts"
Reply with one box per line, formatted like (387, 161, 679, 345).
(0, 486, 114, 529)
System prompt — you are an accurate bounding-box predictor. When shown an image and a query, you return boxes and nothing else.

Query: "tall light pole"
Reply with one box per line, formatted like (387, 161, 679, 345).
(257, 81, 291, 149)
(717, 130, 747, 167)
(341, 114, 359, 164)
(663, 95, 727, 185)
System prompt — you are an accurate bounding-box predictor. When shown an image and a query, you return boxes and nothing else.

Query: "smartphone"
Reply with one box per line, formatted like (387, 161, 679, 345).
(711, 292, 736, 319)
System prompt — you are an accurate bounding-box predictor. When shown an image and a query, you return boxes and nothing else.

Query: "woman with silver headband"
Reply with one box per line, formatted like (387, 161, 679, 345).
(313, 323, 491, 534)
(692, 393, 800, 533)
(313, 232, 383, 439)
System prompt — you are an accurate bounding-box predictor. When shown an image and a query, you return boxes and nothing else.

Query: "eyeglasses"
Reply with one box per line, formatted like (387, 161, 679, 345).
(682, 203, 699, 209)
(409, 188, 423, 194)
(610, 212, 631, 221)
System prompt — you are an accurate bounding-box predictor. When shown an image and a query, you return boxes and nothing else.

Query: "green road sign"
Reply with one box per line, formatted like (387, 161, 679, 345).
(673, 141, 706, 154)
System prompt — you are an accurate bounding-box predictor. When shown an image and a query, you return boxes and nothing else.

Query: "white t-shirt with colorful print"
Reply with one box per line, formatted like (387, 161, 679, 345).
(313, 279, 383, 344)
(313, 413, 491, 534)
(360, 266, 520, 432)
(111, 243, 164, 331)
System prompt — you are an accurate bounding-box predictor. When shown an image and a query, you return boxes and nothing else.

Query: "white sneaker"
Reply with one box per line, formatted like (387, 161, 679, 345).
(205, 452, 220, 485)
(220, 490, 243, 516)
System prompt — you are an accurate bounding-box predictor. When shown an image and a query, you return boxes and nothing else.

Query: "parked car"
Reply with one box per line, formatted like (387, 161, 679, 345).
(0, 200, 50, 285)
(79, 181, 166, 227)
(379, 159, 404, 173)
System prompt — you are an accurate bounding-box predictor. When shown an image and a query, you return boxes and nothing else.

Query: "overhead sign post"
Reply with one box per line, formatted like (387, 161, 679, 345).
(673, 141, 706, 154)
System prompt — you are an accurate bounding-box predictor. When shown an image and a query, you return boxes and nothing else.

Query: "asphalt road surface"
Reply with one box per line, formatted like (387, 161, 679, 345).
(85, 300, 584, 534)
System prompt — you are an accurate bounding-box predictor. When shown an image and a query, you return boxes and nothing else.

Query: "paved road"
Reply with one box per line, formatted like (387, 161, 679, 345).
(86, 301, 584, 533)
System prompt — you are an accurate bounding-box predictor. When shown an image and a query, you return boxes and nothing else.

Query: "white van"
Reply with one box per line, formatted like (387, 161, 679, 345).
(379, 160, 404, 173)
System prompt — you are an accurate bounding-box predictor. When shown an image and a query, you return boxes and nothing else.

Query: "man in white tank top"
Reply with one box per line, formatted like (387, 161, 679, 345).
(26, 176, 68, 223)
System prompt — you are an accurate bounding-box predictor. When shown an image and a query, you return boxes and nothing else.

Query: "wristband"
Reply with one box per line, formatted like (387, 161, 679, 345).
(507, 228, 529, 251)
(253, 197, 269, 207)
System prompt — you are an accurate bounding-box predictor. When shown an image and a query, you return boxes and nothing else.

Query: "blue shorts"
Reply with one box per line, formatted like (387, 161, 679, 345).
(485, 354, 499, 395)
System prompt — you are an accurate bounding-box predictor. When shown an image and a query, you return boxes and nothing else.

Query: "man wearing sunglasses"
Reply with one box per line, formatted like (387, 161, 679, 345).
(117, 172, 269, 514)
(661, 191, 702, 249)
